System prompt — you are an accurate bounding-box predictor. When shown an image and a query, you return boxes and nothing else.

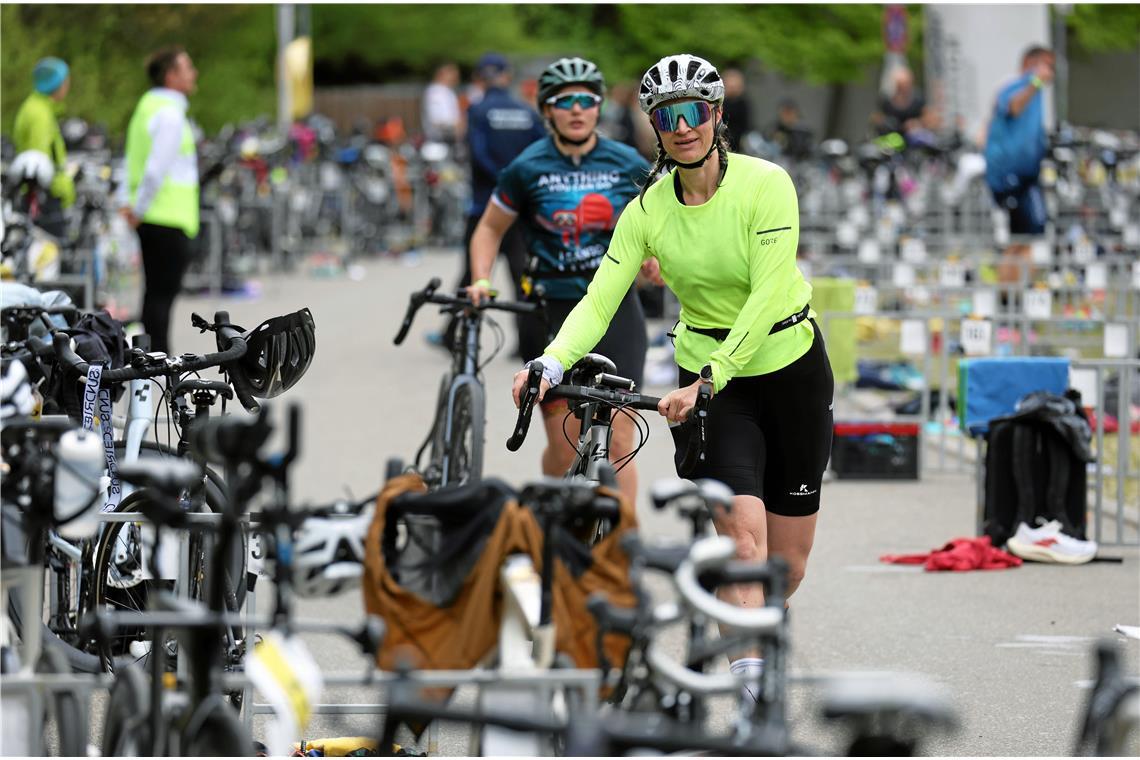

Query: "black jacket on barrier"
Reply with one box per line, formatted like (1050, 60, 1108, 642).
(984, 390, 1093, 546)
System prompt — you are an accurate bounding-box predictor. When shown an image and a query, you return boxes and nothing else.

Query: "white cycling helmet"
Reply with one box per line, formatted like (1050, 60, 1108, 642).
(638, 54, 725, 114)
(1, 359, 35, 420)
(291, 505, 373, 597)
(8, 150, 55, 189)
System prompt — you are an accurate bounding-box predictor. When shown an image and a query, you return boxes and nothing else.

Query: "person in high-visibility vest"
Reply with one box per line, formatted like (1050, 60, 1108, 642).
(120, 46, 199, 355)
(13, 57, 75, 237)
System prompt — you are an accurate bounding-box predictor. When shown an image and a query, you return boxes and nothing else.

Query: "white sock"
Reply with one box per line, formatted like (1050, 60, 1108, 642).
(729, 657, 765, 703)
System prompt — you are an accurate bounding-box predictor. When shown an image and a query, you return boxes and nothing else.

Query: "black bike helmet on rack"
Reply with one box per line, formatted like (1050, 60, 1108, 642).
(236, 308, 317, 399)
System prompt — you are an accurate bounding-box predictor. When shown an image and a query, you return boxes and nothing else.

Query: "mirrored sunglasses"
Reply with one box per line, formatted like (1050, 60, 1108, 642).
(546, 92, 602, 110)
(650, 100, 713, 132)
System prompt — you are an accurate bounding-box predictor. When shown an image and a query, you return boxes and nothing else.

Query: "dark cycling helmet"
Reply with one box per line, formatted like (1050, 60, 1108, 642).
(537, 57, 606, 106)
(238, 308, 316, 399)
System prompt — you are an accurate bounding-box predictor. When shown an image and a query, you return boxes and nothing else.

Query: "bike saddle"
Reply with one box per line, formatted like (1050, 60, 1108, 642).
(117, 458, 204, 496)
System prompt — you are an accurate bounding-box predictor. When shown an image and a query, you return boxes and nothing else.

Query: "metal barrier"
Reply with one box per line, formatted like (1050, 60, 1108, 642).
(1070, 358, 1139, 547)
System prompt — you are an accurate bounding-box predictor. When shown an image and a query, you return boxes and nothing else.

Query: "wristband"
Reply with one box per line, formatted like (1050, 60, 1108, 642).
(1030, 75, 1044, 90)
(472, 278, 492, 289)
(528, 356, 564, 386)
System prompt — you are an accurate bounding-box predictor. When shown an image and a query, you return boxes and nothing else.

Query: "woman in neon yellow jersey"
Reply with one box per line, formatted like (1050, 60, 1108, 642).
(513, 53, 834, 697)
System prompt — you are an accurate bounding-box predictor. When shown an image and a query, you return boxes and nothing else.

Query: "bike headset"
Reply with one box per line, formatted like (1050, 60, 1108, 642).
(225, 307, 317, 399)
(638, 53, 726, 170)
(537, 57, 606, 149)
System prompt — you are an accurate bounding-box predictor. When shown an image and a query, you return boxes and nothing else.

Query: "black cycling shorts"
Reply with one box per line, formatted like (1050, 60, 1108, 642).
(671, 319, 834, 517)
(521, 286, 648, 405)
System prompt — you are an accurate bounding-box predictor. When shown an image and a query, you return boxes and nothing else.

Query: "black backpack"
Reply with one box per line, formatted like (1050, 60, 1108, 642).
(43, 311, 130, 421)
(983, 390, 1092, 546)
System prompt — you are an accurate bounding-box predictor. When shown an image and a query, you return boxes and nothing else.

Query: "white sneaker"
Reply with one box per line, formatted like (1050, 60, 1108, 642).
(1006, 521, 1097, 565)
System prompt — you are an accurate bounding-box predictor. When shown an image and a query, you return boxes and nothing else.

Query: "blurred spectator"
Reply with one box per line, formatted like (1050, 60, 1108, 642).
(721, 67, 753, 149)
(433, 52, 545, 353)
(598, 81, 639, 151)
(766, 98, 814, 162)
(421, 61, 461, 144)
(518, 78, 538, 109)
(871, 66, 925, 137)
(13, 56, 75, 236)
(986, 45, 1054, 283)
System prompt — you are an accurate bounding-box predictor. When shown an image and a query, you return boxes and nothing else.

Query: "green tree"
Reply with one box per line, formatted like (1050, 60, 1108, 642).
(2, 4, 276, 139)
(1064, 4, 1140, 54)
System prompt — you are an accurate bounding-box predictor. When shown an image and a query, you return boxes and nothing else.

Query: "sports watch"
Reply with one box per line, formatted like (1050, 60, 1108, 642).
(699, 364, 714, 388)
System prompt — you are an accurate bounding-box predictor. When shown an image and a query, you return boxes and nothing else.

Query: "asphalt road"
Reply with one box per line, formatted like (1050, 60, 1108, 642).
(69, 247, 1138, 756)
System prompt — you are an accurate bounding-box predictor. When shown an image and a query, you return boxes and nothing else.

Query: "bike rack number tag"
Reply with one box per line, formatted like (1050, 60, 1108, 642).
(1024, 289, 1053, 319)
(854, 286, 878, 315)
(1085, 262, 1108, 290)
(1030, 240, 1052, 265)
(858, 239, 881, 263)
(1073, 238, 1096, 263)
(892, 262, 916, 287)
(972, 289, 997, 318)
(900, 319, 926, 356)
(900, 237, 927, 264)
(940, 261, 967, 288)
(1104, 323, 1131, 359)
(961, 319, 993, 356)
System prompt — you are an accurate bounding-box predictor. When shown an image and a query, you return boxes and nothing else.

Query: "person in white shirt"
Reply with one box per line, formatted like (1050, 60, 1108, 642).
(421, 62, 462, 145)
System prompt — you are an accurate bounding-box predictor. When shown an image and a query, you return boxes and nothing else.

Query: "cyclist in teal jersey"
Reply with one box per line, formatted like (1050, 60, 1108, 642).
(469, 57, 652, 506)
(512, 54, 834, 696)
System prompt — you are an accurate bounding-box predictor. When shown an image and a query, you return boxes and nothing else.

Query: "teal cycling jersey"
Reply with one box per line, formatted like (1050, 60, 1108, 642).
(491, 136, 650, 299)
(545, 152, 813, 392)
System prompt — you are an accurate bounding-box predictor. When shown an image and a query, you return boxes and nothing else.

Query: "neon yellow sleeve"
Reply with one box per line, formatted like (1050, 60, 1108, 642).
(543, 203, 649, 370)
(706, 167, 800, 393)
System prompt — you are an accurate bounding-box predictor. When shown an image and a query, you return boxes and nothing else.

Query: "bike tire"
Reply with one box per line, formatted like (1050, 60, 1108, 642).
(37, 646, 87, 757)
(102, 663, 152, 756)
(8, 441, 229, 674)
(180, 694, 253, 756)
(444, 382, 485, 487)
(90, 488, 247, 673)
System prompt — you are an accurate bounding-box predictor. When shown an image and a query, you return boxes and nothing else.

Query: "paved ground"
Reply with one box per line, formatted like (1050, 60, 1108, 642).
(77, 248, 1139, 755)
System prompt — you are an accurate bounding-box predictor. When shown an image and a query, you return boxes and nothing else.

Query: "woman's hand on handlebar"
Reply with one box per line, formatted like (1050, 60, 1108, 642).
(658, 380, 704, 423)
(466, 278, 494, 307)
(512, 367, 550, 408)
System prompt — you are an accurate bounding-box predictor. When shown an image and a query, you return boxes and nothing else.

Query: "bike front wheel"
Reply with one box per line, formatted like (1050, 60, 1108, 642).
(443, 382, 485, 487)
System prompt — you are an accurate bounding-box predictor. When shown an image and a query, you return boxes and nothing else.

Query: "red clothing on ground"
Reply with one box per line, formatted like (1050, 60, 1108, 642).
(880, 536, 1022, 571)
